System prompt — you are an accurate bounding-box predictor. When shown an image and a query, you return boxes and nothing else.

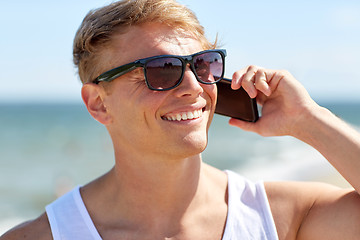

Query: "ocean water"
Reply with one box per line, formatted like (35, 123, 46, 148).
(0, 101, 359, 232)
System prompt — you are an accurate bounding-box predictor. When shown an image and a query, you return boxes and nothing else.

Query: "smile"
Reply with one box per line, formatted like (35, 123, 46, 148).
(162, 108, 204, 121)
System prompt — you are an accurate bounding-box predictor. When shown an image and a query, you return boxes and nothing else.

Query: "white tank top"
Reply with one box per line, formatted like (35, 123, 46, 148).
(46, 170, 278, 240)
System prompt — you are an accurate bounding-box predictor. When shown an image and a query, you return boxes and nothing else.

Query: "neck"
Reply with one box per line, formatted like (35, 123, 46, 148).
(113, 148, 203, 209)
(87, 147, 209, 223)
(81, 147, 228, 238)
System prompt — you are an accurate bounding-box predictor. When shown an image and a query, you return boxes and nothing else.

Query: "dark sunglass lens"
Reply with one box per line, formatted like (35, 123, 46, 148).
(194, 52, 223, 82)
(145, 58, 183, 90)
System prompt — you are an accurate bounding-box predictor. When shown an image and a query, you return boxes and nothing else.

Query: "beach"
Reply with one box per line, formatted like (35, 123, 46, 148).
(0, 101, 359, 234)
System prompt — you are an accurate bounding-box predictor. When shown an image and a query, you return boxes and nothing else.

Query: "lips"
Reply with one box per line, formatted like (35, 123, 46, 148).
(162, 108, 204, 121)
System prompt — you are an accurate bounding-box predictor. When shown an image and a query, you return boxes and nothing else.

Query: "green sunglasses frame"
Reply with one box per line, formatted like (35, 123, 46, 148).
(93, 49, 227, 91)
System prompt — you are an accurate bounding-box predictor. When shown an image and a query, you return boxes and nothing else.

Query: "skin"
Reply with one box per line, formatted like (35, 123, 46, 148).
(2, 23, 360, 240)
(230, 65, 360, 239)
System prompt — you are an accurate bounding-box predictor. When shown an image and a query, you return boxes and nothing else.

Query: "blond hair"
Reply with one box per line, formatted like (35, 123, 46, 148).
(73, 0, 216, 84)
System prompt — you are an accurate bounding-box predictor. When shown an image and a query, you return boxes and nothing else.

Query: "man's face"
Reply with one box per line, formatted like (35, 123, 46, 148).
(98, 23, 217, 160)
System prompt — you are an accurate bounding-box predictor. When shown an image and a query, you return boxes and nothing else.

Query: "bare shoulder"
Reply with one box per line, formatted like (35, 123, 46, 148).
(264, 181, 325, 239)
(265, 181, 360, 240)
(0, 213, 52, 240)
(264, 181, 341, 205)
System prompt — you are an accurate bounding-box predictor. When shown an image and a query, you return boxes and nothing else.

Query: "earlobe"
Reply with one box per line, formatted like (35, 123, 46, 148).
(81, 83, 112, 125)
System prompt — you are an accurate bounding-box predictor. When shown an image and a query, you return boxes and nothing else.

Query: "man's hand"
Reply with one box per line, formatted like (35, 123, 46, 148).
(229, 65, 360, 239)
(228, 65, 318, 138)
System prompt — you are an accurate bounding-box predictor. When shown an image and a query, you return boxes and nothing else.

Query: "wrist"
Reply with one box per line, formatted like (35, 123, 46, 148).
(290, 103, 333, 144)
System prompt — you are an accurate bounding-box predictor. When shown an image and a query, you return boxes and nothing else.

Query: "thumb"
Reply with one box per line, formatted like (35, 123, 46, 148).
(228, 118, 259, 133)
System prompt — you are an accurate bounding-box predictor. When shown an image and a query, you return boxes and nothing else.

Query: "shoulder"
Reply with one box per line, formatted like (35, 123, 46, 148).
(265, 181, 360, 240)
(264, 181, 330, 235)
(0, 213, 52, 240)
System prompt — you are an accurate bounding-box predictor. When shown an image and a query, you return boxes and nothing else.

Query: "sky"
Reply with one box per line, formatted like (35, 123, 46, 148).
(0, 0, 359, 103)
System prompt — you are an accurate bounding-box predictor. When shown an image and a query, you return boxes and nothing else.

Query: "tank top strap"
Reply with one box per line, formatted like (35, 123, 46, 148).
(45, 172, 278, 240)
(222, 170, 278, 240)
(45, 186, 102, 240)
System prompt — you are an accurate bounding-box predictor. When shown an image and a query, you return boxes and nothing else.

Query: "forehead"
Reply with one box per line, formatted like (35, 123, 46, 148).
(99, 23, 204, 71)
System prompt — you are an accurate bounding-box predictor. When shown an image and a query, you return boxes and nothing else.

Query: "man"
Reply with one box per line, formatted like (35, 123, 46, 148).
(2, 0, 360, 239)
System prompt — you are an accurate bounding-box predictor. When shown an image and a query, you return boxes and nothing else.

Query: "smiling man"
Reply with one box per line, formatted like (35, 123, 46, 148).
(2, 0, 360, 239)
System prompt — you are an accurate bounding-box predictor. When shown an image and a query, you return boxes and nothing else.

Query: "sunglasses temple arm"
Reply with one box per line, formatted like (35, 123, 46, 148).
(95, 63, 142, 83)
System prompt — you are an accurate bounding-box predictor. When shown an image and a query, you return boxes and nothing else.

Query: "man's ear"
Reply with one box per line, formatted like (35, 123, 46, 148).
(81, 83, 112, 125)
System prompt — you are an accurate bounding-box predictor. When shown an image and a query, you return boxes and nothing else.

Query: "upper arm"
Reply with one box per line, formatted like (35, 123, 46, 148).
(0, 213, 52, 240)
(265, 181, 316, 240)
(265, 182, 360, 240)
(297, 186, 360, 240)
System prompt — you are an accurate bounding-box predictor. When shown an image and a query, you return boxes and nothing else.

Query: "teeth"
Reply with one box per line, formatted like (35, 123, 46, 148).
(163, 109, 203, 121)
(188, 112, 194, 119)
(194, 110, 199, 118)
(181, 113, 188, 120)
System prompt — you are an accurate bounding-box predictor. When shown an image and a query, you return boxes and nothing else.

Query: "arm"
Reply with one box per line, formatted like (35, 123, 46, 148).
(229, 65, 360, 192)
(294, 105, 360, 192)
(0, 213, 52, 240)
(265, 181, 360, 240)
(228, 66, 360, 239)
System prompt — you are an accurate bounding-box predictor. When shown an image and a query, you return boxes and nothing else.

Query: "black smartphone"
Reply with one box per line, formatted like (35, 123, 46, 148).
(215, 78, 259, 122)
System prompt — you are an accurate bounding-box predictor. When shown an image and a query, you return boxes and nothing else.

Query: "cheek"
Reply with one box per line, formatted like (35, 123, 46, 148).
(139, 91, 168, 115)
(125, 93, 169, 129)
(205, 84, 217, 109)
(204, 84, 217, 128)
(108, 82, 168, 123)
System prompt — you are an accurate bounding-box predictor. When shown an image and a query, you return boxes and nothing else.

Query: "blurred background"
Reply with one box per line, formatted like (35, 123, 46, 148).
(1, 0, 359, 233)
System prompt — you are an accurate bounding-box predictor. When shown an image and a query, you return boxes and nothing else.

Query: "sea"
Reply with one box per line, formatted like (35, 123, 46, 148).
(0, 101, 359, 233)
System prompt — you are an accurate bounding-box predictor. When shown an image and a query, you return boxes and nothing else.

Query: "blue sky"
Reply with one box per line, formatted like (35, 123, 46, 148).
(0, 0, 359, 103)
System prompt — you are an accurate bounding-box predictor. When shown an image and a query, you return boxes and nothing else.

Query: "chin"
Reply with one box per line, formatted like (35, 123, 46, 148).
(180, 132, 208, 155)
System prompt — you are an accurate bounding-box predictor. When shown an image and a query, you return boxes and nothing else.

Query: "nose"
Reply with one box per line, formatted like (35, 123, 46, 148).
(173, 65, 204, 97)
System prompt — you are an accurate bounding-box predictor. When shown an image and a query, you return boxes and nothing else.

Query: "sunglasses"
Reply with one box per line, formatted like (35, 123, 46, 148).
(93, 49, 227, 91)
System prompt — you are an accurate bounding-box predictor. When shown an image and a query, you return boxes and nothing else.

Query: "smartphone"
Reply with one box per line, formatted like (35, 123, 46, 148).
(215, 78, 259, 122)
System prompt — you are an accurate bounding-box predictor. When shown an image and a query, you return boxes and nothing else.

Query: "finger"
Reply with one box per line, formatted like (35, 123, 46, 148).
(254, 69, 271, 96)
(267, 70, 285, 92)
(228, 117, 259, 134)
(241, 65, 258, 98)
(231, 69, 247, 90)
(256, 91, 268, 106)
